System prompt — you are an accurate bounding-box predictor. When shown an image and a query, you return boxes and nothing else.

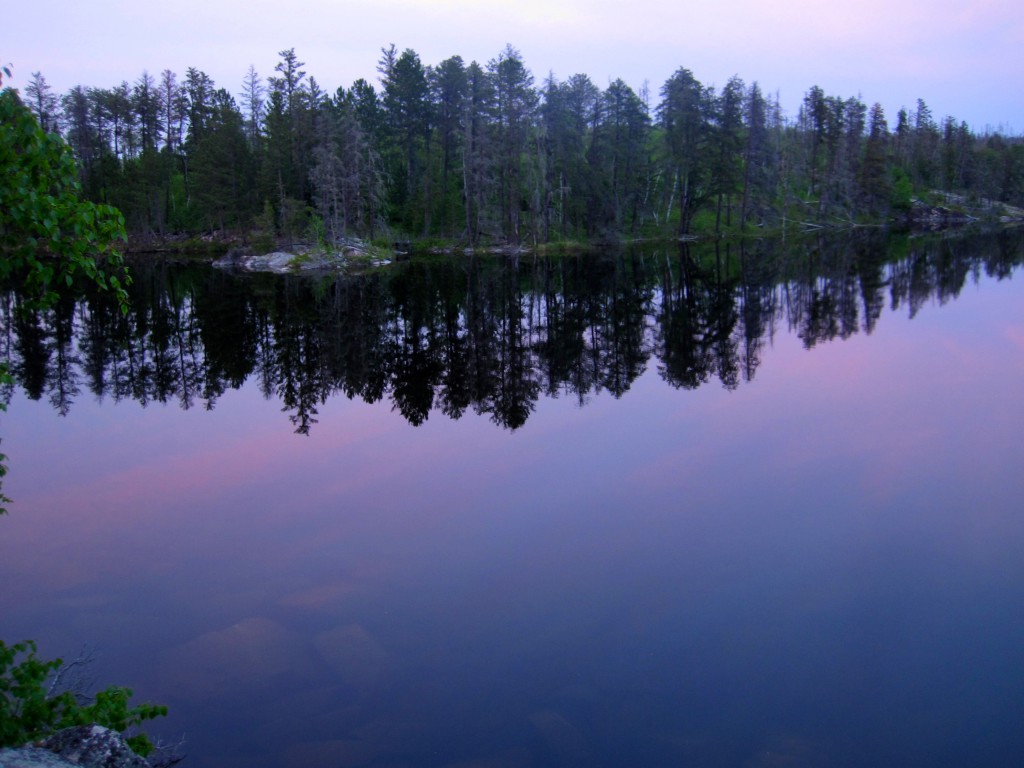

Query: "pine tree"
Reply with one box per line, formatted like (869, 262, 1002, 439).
(659, 68, 713, 235)
(488, 45, 538, 242)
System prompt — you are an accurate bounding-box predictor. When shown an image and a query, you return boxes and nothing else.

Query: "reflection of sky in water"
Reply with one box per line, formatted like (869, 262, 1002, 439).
(2, 273, 1023, 767)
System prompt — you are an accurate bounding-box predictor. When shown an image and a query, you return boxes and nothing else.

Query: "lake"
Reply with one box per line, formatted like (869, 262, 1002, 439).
(2, 230, 1023, 768)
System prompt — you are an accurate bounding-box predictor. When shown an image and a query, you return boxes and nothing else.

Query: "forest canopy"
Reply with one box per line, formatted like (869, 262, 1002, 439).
(13, 45, 1024, 245)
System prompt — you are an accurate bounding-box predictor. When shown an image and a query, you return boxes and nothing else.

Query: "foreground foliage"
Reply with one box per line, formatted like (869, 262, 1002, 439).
(0, 640, 167, 756)
(0, 88, 130, 310)
(1, 85, 134, 514)
(1, 77, 163, 758)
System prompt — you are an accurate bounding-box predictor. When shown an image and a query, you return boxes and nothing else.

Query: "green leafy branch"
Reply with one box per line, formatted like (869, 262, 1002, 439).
(1, 86, 135, 514)
(0, 79, 160, 759)
(0, 88, 131, 313)
(0, 640, 167, 757)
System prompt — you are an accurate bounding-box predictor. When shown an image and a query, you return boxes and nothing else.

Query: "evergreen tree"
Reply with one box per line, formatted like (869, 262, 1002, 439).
(739, 81, 769, 228)
(379, 48, 431, 233)
(311, 89, 385, 240)
(239, 65, 265, 152)
(710, 75, 746, 231)
(264, 49, 313, 235)
(488, 45, 538, 242)
(859, 102, 891, 213)
(429, 56, 468, 236)
(461, 61, 495, 245)
(25, 72, 59, 133)
(190, 89, 254, 231)
(598, 79, 651, 233)
(132, 71, 162, 153)
(659, 68, 713, 235)
(910, 98, 940, 188)
(28, 44, 1024, 242)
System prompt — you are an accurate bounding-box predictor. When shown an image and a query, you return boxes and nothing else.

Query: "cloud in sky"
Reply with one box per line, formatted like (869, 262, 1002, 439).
(5, 0, 1023, 130)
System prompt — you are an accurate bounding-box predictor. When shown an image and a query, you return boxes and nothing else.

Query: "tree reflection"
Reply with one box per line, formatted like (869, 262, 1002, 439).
(1, 229, 1020, 432)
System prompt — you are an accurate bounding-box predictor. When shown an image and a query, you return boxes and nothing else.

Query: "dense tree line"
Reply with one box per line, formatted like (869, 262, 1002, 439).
(18, 48, 1024, 244)
(2, 230, 1020, 431)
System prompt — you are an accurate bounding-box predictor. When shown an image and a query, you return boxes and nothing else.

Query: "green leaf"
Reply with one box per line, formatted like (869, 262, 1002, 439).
(0, 90, 131, 314)
(0, 640, 168, 753)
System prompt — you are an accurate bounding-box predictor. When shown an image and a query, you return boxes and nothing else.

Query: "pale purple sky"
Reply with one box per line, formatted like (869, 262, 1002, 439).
(6, 0, 1023, 133)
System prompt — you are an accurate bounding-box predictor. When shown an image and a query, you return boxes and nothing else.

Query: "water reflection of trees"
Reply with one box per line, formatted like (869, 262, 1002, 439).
(1, 230, 1020, 432)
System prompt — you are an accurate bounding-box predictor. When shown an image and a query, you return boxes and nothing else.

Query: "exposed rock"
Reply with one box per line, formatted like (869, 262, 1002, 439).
(213, 241, 388, 273)
(905, 192, 1024, 230)
(213, 248, 313, 272)
(0, 746, 75, 768)
(247, 251, 312, 272)
(0, 726, 150, 768)
(906, 199, 977, 229)
(43, 727, 150, 768)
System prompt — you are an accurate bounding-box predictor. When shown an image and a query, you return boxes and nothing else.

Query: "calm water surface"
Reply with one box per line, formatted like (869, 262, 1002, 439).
(2, 232, 1023, 767)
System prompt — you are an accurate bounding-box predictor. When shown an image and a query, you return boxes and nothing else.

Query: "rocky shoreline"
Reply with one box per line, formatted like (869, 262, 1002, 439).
(0, 727, 154, 768)
(905, 193, 1024, 230)
(212, 241, 392, 273)
(118, 196, 1024, 274)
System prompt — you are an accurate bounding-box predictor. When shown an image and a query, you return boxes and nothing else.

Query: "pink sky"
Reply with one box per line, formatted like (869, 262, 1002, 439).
(6, 0, 1023, 132)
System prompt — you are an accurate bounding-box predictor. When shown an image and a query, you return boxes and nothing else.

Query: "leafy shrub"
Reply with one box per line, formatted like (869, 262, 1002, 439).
(0, 640, 167, 757)
(0, 89, 130, 312)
